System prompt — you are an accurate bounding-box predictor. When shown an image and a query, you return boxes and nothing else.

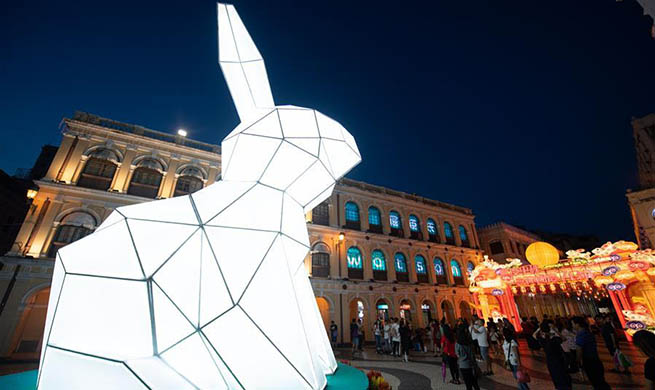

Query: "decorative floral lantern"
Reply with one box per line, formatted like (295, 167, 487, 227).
(511, 286, 518, 294)
(629, 261, 649, 271)
(602, 266, 619, 276)
(539, 285, 547, 293)
(559, 283, 567, 291)
(607, 282, 626, 291)
(520, 286, 527, 293)
(594, 275, 613, 285)
(491, 289, 504, 296)
(526, 241, 560, 268)
(614, 270, 635, 281)
(549, 283, 556, 292)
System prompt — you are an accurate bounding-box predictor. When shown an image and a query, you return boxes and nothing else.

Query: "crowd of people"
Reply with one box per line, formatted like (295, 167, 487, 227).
(335, 312, 655, 390)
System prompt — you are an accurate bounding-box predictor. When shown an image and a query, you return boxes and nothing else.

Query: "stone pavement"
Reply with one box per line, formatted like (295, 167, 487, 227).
(336, 338, 647, 390)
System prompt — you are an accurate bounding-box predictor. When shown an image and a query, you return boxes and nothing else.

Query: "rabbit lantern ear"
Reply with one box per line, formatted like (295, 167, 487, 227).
(218, 3, 275, 121)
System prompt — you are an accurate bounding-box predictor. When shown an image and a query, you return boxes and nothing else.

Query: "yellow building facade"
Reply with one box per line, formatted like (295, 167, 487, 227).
(0, 112, 481, 360)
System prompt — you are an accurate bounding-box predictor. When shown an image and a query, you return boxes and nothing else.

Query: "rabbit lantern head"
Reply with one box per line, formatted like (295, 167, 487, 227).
(218, 4, 361, 211)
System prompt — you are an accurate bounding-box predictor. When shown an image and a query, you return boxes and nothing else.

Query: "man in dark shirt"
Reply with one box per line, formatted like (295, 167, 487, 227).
(329, 321, 338, 348)
(573, 317, 610, 390)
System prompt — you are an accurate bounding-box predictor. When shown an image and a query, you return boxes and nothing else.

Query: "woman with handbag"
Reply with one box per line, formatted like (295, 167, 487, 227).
(455, 324, 481, 390)
(503, 327, 530, 390)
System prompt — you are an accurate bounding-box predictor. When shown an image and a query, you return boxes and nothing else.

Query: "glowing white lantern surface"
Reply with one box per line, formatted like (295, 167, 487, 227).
(37, 3, 360, 389)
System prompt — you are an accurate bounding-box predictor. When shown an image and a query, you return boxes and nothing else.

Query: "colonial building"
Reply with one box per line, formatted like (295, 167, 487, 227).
(0, 112, 482, 361)
(477, 222, 540, 264)
(627, 113, 655, 249)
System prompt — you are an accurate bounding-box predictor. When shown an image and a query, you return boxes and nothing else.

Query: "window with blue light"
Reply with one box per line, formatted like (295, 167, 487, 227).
(433, 258, 445, 275)
(427, 219, 437, 235)
(389, 211, 401, 229)
(415, 255, 427, 274)
(459, 225, 469, 242)
(444, 222, 453, 239)
(394, 252, 407, 273)
(467, 261, 474, 274)
(371, 249, 386, 271)
(345, 202, 360, 222)
(347, 247, 363, 269)
(368, 206, 381, 226)
(450, 259, 462, 277)
(409, 215, 419, 232)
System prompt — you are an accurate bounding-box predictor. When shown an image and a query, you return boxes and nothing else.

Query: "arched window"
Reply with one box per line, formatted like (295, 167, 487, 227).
(444, 222, 455, 245)
(426, 218, 440, 243)
(344, 202, 360, 230)
(347, 246, 363, 279)
(409, 215, 422, 240)
(459, 225, 470, 247)
(371, 249, 387, 281)
(174, 167, 204, 196)
(394, 252, 409, 282)
(47, 211, 97, 257)
(368, 206, 382, 233)
(77, 149, 119, 191)
(389, 211, 403, 237)
(450, 259, 463, 285)
(467, 261, 475, 275)
(128, 159, 164, 199)
(433, 257, 448, 284)
(415, 255, 428, 283)
(312, 201, 330, 226)
(311, 242, 330, 277)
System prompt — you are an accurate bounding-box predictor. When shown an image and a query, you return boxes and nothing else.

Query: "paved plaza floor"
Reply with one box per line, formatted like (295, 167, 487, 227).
(337, 338, 648, 390)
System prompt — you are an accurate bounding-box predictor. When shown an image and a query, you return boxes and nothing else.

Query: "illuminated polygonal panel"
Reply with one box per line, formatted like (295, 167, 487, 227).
(241, 108, 283, 138)
(223, 4, 263, 62)
(48, 275, 152, 360)
(285, 138, 320, 157)
(198, 332, 244, 390)
(320, 138, 360, 179)
(39, 348, 147, 390)
(161, 333, 230, 390)
(239, 238, 319, 389)
(314, 111, 345, 141)
(203, 226, 277, 300)
(118, 195, 198, 225)
(303, 183, 335, 213)
(127, 219, 199, 277)
(277, 107, 319, 138)
(281, 194, 310, 247)
(153, 230, 203, 326)
(260, 141, 316, 190)
(206, 184, 283, 231)
(191, 180, 255, 225)
(285, 161, 334, 208)
(203, 306, 314, 390)
(221, 134, 281, 182)
(38, 256, 65, 373)
(125, 356, 195, 390)
(199, 232, 234, 327)
(280, 234, 310, 275)
(58, 220, 143, 279)
(152, 283, 195, 352)
(95, 210, 125, 233)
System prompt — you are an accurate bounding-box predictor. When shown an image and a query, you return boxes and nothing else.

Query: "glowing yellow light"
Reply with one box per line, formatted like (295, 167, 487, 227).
(614, 270, 635, 281)
(338, 232, 345, 241)
(647, 268, 655, 276)
(594, 275, 613, 285)
(26, 189, 37, 200)
(525, 242, 559, 268)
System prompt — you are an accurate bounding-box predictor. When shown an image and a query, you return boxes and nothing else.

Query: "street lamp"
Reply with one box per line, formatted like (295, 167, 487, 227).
(338, 232, 345, 241)
(26, 189, 38, 200)
(177, 129, 187, 137)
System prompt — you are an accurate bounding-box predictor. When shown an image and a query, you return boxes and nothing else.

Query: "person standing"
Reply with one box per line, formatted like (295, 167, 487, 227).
(633, 330, 655, 390)
(472, 319, 492, 375)
(400, 319, 411, 362)
(373, 319, 383, 353)
(441, 324, 461, 385)
(559, 319, 578, 373)
(432, 319, 441, 355)
(598, 315, 628, 374)
(456, 324, 481, 390)
(391, 318, 401, 357)
(572, 316, 610, 390)
(503, 327, 530, 390)
(533, 323, 571, 390)
(350, 318, 360, 355)
(383, 319, 391, 354)
(329, 321, 338, 348)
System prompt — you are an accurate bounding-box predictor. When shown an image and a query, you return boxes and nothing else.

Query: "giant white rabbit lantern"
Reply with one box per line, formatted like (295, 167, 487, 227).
(37, 3, 361, 389)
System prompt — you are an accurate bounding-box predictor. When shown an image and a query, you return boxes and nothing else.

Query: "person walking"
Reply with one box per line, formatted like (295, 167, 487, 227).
(633, 330, 655, 390)
(456, 324, 481, 390)
(391, 318, 401, 357)
(472, 319, 492, 375)
(400, 319, 412, 362)
(329, 321, 338, 348)
(503, 327, 530, 390)
(441, 324, 461, 384)
(534, 322, 571, 390)
(572, 316, 610, 390)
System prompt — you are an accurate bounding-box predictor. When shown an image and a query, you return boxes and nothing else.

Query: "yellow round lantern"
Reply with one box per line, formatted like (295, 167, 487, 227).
(526, 242, 560, 268)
